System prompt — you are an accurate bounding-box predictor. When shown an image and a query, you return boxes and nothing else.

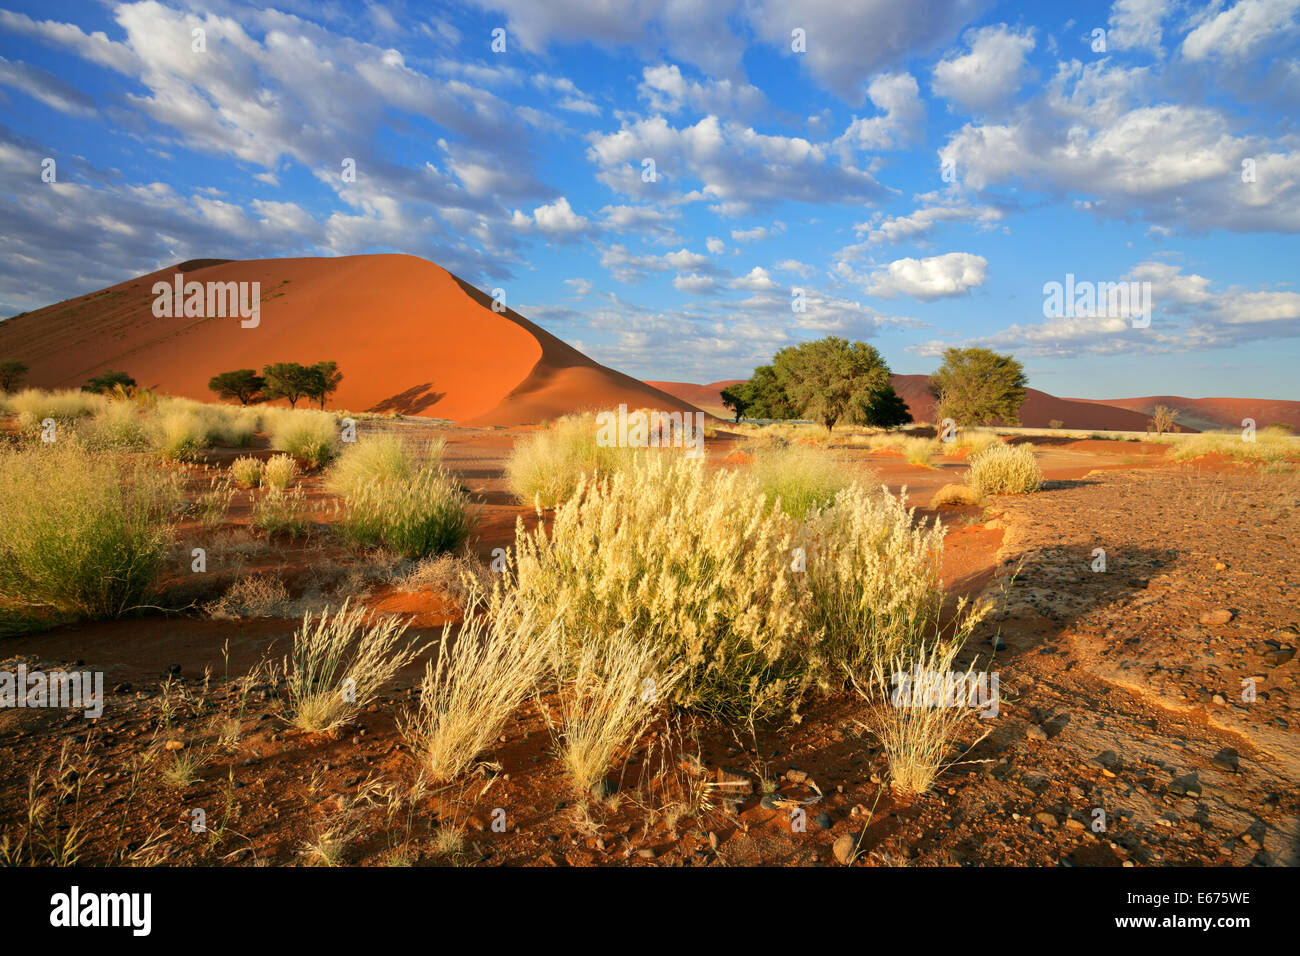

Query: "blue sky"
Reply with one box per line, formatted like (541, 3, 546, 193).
(1, 0, 1298, 398)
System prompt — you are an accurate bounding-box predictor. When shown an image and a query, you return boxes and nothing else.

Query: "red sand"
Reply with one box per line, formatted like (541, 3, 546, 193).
(0, 254, 701, 426)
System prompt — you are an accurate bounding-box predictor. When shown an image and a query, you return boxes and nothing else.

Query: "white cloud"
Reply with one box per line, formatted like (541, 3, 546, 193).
(932, 24, 1035, 112)
(1182, 0, 1300, 63)
(866, 252, 988, 300)
(637, 64, 767, 119)
(1107, 0, 1170, 54)
(835, 72, 924, 150)
(732, 266, 779, 290)
(859, 192, 1005, 243)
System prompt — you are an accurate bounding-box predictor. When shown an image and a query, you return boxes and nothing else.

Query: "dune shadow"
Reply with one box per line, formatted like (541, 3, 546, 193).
(369, 382, 446, 415)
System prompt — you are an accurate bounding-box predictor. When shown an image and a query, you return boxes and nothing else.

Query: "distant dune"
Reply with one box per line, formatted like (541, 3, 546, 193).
(648, 375, 1300, 434)
(1071, 395, 1300, 432)
(0, 254, 699, 426)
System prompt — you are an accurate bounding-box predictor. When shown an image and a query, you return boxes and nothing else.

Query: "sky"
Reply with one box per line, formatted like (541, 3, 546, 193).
(1, 0, 1298, 399)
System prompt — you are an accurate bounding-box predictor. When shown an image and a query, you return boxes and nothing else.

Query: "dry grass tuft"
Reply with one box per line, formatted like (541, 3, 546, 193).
(284, 600, 420, 733)
(967, 442, 1042, 495)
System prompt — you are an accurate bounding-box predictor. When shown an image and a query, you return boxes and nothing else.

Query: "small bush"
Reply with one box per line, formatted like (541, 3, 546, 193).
(337, 466, 474, 558)
(262, 453, 298, 490)
(505, 414, 638, 507)
(325, 434, 422, 496)
(860, 638, 991, 795)
(269, 410, 339, 468)
(940, 431, 1000, 458)
(152, 410, 208, 462)
(0, 441, 180, 619)
(1166, 427, 1295, 464)
(400, 590, 558, 782)
(930, 483, 982, 507)
(553, 627, 680, 796)
(284, 601, 419, 733)
(252, 486, 312, 537)
(967, 443, 1042, 495)
(230, 457, 264, 488)
(744, 443, 863, 519)
(192, 475, 236, 530)
(204, 575, 292, 619)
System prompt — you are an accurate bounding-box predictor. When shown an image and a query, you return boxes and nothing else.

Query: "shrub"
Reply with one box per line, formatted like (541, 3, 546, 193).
(84, 401, 151, 451)
(903, 436, 937, 468)
(508, 455, 807, 719)
(505, 414, 639, 507)
(802, 484, 988, 689)
(940, 431, 1001, 458)
(325, 434, 418, 497)
(268, 409, 339, 468)
(337, 466, 474, 558)
(0, 441, 180, 619)
(552, 626, 681, 796)
(262, 453, 298, 490)
(252, 486, 312, 537)
(859, 638, 992, 795)
(230, 456, 264, 488)
(967, 443, 1042, 495)
(204, 575, 292, 619)
(7, 388, 106, 424)
(283, 601, 419, 733)
(744, 442, 863, 519)
(400, 590, 558, 782)
(192, 475, 236, 530)
(152, 410, 208, 462)
(930, 483, 982, 508)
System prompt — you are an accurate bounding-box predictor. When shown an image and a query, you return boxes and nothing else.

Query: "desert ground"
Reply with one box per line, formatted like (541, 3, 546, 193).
(2, 410, 1296, 868)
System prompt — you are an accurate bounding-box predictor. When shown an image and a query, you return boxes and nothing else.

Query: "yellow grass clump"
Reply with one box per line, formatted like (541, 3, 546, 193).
(0, 440, 181, 620)
(505, 413, 641, 507)
(230, 456, 264, 488)
(325, 433, 424, 496)
(266, 409, 340, 468)
(1165, 427, 1297, 464)
(967, 442, 1042, 495)
(743, 442, 866, 519)
(262, 453, 298, 490)
(284, 600, 420, 733)
(400, 589, 559, 782)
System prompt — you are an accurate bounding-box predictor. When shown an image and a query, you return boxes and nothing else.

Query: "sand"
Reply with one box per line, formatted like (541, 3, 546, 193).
(0, 254, 701, 426)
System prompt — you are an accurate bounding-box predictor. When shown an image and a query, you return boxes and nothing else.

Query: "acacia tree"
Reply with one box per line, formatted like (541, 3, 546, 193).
(929, 347, 1028, 426)
(0, 359, 28, 392)
(771, 337, 898, 430)
(261, 362, 315, 409)
(308, 361, 343, 409)
(719, 384, 751, 423)
(208, 369, 265, 405)
(83, 370, 136, 394)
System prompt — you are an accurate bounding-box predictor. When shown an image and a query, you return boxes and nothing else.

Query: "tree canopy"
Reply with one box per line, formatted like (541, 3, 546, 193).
(83, 370, 136, 394)
(0, 359, 28, 393)
(208, 369, 265, 405)
(929, 347, 1028, 426)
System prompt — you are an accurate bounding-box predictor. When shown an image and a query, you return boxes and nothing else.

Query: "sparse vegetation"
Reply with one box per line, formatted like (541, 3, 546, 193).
(325, 433, 419, 496)
(0, 441, 180, 620)
(283, 601, 420, 733)
(931, 347, 1028, 426)
(230, 456, 264, 488)
(337, 462, 474, 558)
(505, 413, 639, 507)
(267, 408, 339, 468)
(262, 453, 298, 490)
(744, 442, 863, 518)
(966, 442, 1042, 496)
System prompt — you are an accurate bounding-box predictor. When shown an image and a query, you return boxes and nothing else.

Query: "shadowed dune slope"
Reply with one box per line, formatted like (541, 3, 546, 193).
(0, 254, 700, 425)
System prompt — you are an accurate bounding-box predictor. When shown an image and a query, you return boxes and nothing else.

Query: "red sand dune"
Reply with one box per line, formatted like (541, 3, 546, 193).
(1070, 395, 1300, 432)
(0, 254, 700, 426)
(651, 374, 1220, 433)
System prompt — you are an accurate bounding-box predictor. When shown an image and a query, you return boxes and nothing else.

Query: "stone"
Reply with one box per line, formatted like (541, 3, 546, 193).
(163, 739, 185, 751)
(1034, 812, 1058, 828)
(1199, 609, 1234, 626)
(1210, 748, 1240, 773)
(832, 834, 857, 865)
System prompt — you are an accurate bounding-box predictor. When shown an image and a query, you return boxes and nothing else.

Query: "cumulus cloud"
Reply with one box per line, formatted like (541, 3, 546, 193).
(1107, 0, 1170, 54)
(859, 191, 1006, 243)
(835, 72, 924, 150)
(1182, 0, 1300, 63)
(938, 59, 1300, 233)
(931, 24, 1036, 112)
(865, 252, 988, 300)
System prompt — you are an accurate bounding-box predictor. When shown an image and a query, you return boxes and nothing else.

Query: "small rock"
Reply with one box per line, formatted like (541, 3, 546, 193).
(815, 812, 832, 830)
(1199, 609, 1233, 626)
(832, 834, 857, 865)
(636, 848, 656, 860)
(1025, 724, 1048, 741)
(785, 769, 808, 785)
(1210, 748, 1240, 773)
(1034, 812, 1058, 828)
(163, 739, 185, 751)
(1064, 818, 1086, 831)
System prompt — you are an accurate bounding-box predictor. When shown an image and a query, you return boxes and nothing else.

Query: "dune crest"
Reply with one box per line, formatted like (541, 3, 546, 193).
(0, 254, 700, 425)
